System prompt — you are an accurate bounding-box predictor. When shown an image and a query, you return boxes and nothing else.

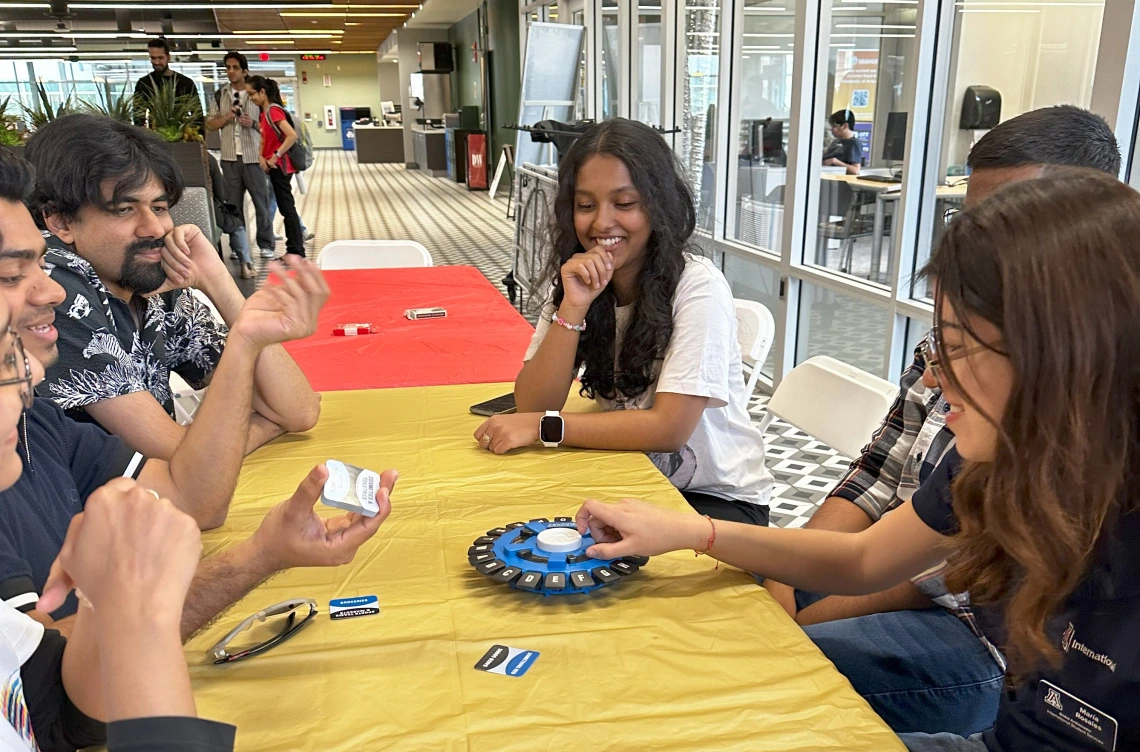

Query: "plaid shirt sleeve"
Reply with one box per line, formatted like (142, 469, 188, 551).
(828, 342, 934, 521)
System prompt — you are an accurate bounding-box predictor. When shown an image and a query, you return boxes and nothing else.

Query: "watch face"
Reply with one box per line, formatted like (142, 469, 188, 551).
(540, 415, 564, 444)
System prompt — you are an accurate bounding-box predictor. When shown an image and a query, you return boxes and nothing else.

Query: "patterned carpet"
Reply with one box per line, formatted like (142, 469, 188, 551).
(219, 149, 859, 528)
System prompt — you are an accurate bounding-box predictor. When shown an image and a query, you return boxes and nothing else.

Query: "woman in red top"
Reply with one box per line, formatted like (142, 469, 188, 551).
(247, 75, 305, 257)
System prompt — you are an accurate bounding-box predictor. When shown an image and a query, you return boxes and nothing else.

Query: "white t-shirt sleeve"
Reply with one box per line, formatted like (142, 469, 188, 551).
(0, 601, 44, 665)
(523, 299, 556, 362)
(654, 260, 736, 409)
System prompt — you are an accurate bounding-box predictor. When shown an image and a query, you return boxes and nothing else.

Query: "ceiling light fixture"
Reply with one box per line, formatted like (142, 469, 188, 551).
(71, 2, 343, 8)
(280, 11, 405, 15)
(233, 29, 344, 34)
(835, 22, 916, 27)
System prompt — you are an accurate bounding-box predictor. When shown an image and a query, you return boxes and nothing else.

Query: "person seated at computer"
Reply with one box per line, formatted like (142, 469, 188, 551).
(22, 114, 320, 461)
(822, 109, 862, 175)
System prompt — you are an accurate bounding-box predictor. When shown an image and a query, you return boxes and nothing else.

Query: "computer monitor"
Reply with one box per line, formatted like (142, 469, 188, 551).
(762, 119, 785, 163)
(882, 111, 908, 162)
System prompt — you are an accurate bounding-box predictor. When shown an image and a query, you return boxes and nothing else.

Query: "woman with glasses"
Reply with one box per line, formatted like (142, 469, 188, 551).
(0, 299, 235, 750)
(570, 168, 1140, 750)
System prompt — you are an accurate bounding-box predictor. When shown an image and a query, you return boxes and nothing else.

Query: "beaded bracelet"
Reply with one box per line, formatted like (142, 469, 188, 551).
(694, 515, 719, 570)
(552, 310, 587, 332)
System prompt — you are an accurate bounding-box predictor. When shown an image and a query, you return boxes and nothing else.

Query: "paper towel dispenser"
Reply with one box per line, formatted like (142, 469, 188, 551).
(960, 85, 1001, 130)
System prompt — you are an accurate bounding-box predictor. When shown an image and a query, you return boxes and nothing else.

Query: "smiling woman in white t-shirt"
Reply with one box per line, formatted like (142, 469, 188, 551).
(474, 118, 772, 525)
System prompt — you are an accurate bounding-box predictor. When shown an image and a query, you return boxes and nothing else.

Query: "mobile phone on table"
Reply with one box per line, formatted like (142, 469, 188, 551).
(470, 393, 517, 417)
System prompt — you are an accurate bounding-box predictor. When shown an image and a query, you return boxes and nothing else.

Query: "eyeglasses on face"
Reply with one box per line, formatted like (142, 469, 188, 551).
(207, 598, 318, 665)
(921, 325, 1006, 389)
(0, 328, 33, 410)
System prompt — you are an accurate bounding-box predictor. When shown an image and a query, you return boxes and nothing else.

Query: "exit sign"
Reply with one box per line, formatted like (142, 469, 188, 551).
(300, 54, 326, 61)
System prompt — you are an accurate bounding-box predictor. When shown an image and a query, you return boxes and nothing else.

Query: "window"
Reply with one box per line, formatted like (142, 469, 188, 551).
(796, 282, 891, 377)
(807, 0, 917, 285)
(724, 252, 780, 378)
(679, 0, 722, 232)
(731, 0, 799, 254)
(574, 7, 589, 120)
(636, 1, 664, 127)
(601, 0, 621, 119)
(902, 314, 931, 375)
(913, 0, 1107, 300)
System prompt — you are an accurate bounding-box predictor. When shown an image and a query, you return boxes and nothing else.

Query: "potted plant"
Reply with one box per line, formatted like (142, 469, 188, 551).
(80, 80, 135, 124)
(0, 96, 25, 147)
(135, 82, 203, 142)
(19, 80, 75, 130)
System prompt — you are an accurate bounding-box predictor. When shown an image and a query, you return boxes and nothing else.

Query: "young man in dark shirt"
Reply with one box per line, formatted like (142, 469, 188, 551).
(133, 38, 203, 129)
(822, 109, 863, 175)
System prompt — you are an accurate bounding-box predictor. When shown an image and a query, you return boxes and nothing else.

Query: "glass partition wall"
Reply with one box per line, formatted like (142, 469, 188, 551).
(566, 0, 1133, 392)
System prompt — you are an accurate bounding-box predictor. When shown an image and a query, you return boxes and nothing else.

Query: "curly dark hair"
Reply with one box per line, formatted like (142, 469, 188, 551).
(546, 118, 696, 401)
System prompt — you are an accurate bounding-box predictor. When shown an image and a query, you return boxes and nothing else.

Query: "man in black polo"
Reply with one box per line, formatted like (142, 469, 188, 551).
(133, 38, 203, 129)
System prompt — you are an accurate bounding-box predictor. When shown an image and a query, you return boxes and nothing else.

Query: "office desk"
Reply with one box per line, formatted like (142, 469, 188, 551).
(822, 174, 967, 283)
(186, 385, 903, 751)
(353, 124, 404, 164)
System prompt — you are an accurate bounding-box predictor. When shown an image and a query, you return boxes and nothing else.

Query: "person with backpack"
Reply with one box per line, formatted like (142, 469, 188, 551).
(247, 75, 305, 258)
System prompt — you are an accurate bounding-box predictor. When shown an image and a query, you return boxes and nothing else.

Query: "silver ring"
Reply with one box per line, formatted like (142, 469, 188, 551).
(482, 435, 491, 444)
(146, 489, 160, 501)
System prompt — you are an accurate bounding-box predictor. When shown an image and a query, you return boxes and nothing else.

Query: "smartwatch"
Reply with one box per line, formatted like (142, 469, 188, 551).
(539, 410, 564, 448)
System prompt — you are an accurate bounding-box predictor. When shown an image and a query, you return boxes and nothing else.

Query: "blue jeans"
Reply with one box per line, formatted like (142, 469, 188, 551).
(898, 732, 989, 751)
(798, 591, 1003, 736)
(229, 225, 253, 264)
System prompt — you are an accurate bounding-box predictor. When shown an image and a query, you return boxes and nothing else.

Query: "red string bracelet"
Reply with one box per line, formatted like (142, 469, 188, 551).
(694, 514, 719, 570)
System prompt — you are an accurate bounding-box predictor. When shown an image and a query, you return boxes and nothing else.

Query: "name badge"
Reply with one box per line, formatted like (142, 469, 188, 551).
(1036, 679, 1117, 751)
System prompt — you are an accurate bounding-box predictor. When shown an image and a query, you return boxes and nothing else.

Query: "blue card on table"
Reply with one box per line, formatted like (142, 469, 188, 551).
(329, 595, 380, 620)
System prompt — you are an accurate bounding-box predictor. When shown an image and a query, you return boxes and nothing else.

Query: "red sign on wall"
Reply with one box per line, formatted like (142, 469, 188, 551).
(466, 133, 488, 190)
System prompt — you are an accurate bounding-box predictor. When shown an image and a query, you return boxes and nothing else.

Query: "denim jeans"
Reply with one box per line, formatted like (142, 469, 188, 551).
(898, 732, 989, 751)
(798, 590, 1003, 736)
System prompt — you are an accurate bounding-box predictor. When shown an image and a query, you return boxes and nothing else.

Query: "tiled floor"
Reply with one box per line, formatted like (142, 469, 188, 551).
(222, 150, 854, 528)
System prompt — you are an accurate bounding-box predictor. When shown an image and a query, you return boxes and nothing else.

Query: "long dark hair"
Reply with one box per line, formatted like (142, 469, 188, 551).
(921, 167, 1140, 681)
(247, 75, 284, 108)
(546, 118, 695, 400)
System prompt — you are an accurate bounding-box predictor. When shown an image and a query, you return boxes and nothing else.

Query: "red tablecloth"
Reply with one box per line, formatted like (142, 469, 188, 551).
(284, 266, 535, 391)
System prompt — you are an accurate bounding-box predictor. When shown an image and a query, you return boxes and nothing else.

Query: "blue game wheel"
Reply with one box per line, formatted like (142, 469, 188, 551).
(469, 518, 649, 596)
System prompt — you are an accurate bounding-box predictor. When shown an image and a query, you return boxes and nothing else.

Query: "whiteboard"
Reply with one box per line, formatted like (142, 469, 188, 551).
(514, 22, 586, 167)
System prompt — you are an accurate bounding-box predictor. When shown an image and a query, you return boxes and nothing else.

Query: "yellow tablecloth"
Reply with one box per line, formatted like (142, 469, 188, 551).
(186, 384, 902, 751)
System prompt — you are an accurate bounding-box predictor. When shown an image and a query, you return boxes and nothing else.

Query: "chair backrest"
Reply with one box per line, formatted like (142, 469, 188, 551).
(763, 355, 899, 459)
(733, 299, 775, 368)
(316, 240, 434, 270)
(169, 186, 215, 244)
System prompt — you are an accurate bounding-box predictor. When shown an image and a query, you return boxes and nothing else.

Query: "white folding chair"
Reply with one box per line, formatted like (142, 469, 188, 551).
(759, 355, 899, 459)
(734, 299, 776, 399)
(316, 240, 433, 270)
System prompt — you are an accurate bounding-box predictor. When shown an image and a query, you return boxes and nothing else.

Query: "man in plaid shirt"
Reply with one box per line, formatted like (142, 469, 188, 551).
(762, 106, 1121, 737)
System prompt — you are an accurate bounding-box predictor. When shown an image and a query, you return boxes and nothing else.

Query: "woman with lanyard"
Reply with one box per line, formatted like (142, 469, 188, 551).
(572, 168, 1140, 751)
